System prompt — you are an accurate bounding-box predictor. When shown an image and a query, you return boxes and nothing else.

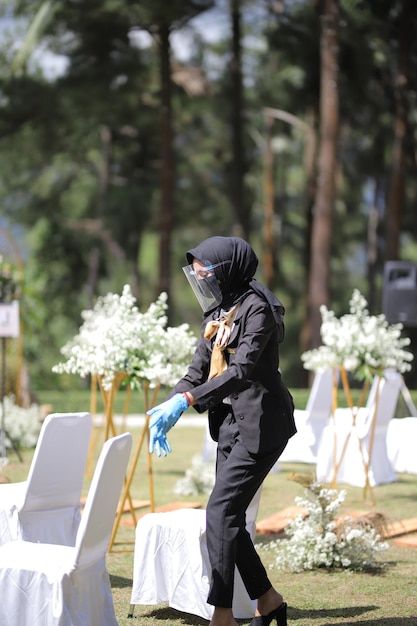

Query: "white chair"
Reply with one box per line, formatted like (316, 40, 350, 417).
(0, 411, 92, 547)
(316, 370, 403, 487)
(387, 416, 417, 474)
(0, 432, 132, 626)
(279, 369, 335, 463)
(129, 486, 263, 620)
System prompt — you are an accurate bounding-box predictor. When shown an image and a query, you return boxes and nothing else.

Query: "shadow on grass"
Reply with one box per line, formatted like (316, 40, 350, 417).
(110, 574, 133, 589)
(127, 606, 207, 624)
(157, 468, 191, 478)
(289, 605, 378, 620)
(326, 614, 417, 626)
(124, 605, 417, 625)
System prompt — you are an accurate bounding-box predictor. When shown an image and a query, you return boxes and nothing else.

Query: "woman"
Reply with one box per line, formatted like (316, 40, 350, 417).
(148, 236, 296, 626)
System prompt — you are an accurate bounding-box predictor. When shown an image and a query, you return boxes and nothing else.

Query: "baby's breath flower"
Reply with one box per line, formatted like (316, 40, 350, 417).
(0, 396, 41, 456)
(52, 285, 197, 390)
(301, 289, 413, 382)
(174, 455, 215, 496)
(258, 476, 389, 572)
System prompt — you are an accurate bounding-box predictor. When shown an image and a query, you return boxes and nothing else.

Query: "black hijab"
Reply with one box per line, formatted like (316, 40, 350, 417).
(186, 236, 285, 340)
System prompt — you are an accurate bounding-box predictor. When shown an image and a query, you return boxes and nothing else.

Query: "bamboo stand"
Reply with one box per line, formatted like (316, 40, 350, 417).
(87, 373, 138, 527)
(86, 373, 170, 551)
(0, 302, 23, 462)
(108, 381, 160, 552)
(330, 366, 380, 504)
(86, 373, 129, 475)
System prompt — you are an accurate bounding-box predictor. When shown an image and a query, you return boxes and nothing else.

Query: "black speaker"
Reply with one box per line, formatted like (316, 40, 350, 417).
(382, 261, 417, 326)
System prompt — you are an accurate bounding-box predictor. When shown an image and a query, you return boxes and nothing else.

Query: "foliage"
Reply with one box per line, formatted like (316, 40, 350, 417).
(1, 0, 417, 389)
(4, 423, 417, 625)
(0, 255, 22, 302)
(52, 285, 197, 390)
(301, 289, 414, 382)
(261, 473, 389, 573)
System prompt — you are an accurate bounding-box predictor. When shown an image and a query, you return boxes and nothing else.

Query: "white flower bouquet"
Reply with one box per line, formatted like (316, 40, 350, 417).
(1, 396, 41, 463)
(261, 473, 389, 572)
(301, 289, 413, 382)
(52, 285, 197, 390)
(174, 454, 215, 496)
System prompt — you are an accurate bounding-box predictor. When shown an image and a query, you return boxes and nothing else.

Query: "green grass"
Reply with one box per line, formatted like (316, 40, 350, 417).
(2, 389, 417, 625)
(35, 385, 417, 418)
(35, 385, 168, 415)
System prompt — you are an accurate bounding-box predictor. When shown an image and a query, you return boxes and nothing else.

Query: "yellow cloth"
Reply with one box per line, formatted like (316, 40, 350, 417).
(204, 305, 239, 380)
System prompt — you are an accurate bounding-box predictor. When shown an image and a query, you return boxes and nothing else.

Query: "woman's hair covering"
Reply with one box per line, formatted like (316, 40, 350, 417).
(186, 236, 285, 341)
(187, 236, 257, 293)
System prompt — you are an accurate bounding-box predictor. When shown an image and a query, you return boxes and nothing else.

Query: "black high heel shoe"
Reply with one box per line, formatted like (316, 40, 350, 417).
(249, 601, 287, 626)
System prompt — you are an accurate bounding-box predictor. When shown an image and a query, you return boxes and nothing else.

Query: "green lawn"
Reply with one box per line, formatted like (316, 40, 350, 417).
(104, 426, 417, 626)
(2, 387, 417, 625)
(35, 385, 417, 417)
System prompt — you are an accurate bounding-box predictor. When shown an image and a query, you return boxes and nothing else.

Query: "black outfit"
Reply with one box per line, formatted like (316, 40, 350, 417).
(171, 237, 296, 608)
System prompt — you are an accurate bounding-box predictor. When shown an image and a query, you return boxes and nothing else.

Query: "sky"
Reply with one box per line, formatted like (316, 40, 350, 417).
(0, 4, 230, 80)
(1, 3, 267, 81)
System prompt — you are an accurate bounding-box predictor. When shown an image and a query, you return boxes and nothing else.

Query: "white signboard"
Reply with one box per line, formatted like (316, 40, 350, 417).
(0, 301, 20, 338)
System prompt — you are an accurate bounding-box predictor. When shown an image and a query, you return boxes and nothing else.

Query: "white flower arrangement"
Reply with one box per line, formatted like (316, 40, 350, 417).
(0, 396, 41, 465)
(261, 474, 389, 572)
(301, 289, 413, 381)
(52, 285, 197, 391)
(174, 454, 215, 496)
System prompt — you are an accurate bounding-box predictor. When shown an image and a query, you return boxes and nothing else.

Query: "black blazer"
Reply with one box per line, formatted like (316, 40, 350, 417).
(172, 292, 296, 456)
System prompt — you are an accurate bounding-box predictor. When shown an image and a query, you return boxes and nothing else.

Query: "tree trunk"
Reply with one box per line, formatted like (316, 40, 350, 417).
(385, 0, 412, 261)
(261, 107, 315, 294)
(299, 107, 317, 385)
(157, 21, 174, 319)
(307, 0, 339, 349)
(87, 125, 112, 309)
(366, 177, 382, 313)
(229, 0, 248, 239)
(263, 111, 275, 290)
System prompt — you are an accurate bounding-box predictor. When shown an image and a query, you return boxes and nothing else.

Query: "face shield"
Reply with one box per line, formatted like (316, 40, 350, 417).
(182, 263, 225, 312)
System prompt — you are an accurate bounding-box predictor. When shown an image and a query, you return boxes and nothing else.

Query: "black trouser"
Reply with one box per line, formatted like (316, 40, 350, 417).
(206, 409, 286, 608)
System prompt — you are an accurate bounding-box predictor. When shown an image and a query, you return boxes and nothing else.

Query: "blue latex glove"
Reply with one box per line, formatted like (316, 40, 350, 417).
(149, 427, 172, 457)
(148, 394, 189, 455)
(147, 393, 189, 437)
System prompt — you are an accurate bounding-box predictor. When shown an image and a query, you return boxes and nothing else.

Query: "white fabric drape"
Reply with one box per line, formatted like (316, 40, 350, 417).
(316, 371, 402, 487)
(131, 488, 262, 620)
(0, 412, 92, 548)
(279, 369, 334, 463)
(0, 433, 132, 626)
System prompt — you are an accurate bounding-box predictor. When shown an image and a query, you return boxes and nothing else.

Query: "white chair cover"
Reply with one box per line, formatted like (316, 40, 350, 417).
(0, 432, 132, 626)
(279, 369, 334, 463)
(0, 412, 92, 547)
(316, 371, 402, 487)
(387, 416, 417, 474)
(130, 487, 262, 620)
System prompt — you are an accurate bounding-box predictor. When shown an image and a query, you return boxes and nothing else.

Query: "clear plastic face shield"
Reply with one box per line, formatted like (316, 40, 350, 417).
(182, 261, 227, 312)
